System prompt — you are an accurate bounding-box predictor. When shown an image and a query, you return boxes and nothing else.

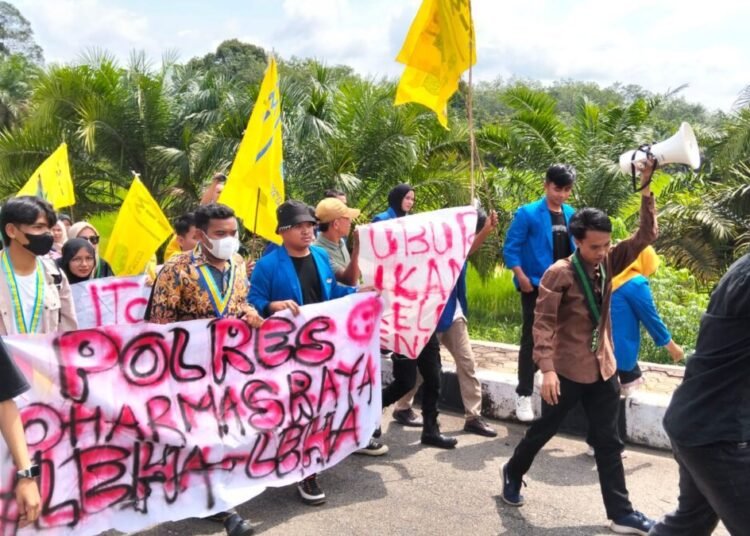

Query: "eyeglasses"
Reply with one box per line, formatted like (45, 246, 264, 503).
(71, 256, 95, 265)
(81, 235, 100, 245)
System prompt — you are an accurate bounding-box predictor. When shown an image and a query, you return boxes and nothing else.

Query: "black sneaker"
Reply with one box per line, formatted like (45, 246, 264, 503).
(464, 417, 498, 437)
(501, 463, 526, 506)
(354, 438, 389, 456)
(223, 513, 254, 536)
(610, 511, 655, 535)
(393, 408, 423, 427)
(373, 426, 382, 438)
(297, 474, 326, 505)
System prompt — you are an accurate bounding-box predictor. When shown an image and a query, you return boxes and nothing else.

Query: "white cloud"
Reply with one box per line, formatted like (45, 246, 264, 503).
(17, 0, 158, 65)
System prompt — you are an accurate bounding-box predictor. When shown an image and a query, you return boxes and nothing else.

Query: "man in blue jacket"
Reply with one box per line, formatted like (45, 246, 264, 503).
(249, 200, 357, 506)
(502, 165, 576, 422)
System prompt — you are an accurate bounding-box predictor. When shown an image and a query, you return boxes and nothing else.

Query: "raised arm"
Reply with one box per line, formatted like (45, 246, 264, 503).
(609, 159, 658, 275)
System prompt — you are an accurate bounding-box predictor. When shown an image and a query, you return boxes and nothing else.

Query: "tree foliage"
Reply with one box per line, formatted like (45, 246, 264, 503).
(0, 2, 43, 64)
(0, 28, 746, 283)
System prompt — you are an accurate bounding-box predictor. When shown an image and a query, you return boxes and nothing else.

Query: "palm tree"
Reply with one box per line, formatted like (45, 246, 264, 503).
(0, 50, 178, 214)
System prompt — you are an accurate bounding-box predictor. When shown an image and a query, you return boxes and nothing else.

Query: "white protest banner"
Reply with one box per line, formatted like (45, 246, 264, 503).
(358, 206, 477, 358)
(1, 292, 383, 536)
(71, 275, 151, 328)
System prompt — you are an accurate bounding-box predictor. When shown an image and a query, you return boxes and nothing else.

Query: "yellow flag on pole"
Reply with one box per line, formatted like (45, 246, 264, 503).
(219, 57, 284, 245)
(103, 176, 172, 276)
(394, 0, 476, 128)
(17, 143, 76, 209)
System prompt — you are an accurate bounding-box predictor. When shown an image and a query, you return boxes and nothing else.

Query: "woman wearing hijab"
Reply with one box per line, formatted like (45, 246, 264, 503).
(49, 220, 68, 260)
(67, 221, 114, 279)
(57, 239, 97, 284)
(373, 183, 415, 221)
(610, 245, 684, 395)
(372, 184, 457, 449)
(586, 246, 685, 458)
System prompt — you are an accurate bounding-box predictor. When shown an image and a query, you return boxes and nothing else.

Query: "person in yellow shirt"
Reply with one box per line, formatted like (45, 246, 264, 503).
(163, 213, 198, 261)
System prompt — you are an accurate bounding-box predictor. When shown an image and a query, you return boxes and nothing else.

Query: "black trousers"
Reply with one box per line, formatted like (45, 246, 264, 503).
(382, 333, 442, 419)
(516, 288, 539, 397)
(506, 374, 633, 520)
(649, 440, 750, 536)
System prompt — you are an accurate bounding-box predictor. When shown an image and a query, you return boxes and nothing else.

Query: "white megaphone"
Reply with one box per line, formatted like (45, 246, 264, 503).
(619, 122, 701, 175)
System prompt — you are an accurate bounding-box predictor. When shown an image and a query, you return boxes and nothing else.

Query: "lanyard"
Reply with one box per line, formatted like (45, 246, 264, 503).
(1, 251, 45, 334)
(571, 251, 606, 352)
(191, 251, 236, 318)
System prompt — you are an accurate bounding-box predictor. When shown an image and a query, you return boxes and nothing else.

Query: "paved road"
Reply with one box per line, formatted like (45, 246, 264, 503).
(126, 410, 727, 536)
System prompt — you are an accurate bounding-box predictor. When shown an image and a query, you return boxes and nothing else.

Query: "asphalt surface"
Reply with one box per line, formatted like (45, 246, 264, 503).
(120, 410, 728, 536)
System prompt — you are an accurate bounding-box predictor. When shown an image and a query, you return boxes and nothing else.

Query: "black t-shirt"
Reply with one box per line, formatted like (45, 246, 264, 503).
(551, 210, 571, 261)
(0, 338, 30, 402)
(663, 254, 750, 446)
(291, 254, 322, 305)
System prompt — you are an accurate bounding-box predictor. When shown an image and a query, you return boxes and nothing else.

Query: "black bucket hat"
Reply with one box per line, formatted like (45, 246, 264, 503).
(276, 200, 317, 232)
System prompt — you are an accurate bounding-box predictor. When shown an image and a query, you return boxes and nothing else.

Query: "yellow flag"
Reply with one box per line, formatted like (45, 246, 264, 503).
(394, 0, 476, 128)
(103, 177, 172, 276)
(219, 58, 284, 245)
(17, 143, 76, 209)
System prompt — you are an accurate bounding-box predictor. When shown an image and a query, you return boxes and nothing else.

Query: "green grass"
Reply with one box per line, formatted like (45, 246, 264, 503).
(466, 265, 522, 345)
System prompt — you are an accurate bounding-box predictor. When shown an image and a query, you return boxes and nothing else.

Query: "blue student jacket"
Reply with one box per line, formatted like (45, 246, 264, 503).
(372, 207, 399, 223)
(611, 275, 672, 372)
(249, 245, 356, 317)
(502, 197, 576, 288)
(436, 264, 468, 333)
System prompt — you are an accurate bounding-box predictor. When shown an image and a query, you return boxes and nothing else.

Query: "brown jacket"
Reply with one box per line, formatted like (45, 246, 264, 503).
(533, 194, 657, 383)
(0, 256, 78, 336)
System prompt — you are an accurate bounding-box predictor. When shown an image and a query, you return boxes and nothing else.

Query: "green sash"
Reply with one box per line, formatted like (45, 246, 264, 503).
(571, 251, 606, 353)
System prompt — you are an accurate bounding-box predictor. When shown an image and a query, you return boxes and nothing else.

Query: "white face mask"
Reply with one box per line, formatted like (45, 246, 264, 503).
(206, 235, 240, 260)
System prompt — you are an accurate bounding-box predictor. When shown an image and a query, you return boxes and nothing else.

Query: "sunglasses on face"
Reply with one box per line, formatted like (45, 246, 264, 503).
(81, 235, 100, 245)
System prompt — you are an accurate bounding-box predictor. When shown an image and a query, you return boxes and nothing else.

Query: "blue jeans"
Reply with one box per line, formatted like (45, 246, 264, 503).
(650, 440, 750, 536)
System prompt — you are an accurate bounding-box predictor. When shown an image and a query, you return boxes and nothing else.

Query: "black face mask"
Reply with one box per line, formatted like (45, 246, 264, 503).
(21, 232, 54, 256)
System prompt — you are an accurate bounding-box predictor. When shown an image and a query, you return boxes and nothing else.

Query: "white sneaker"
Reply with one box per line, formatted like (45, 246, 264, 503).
(515, 396, 534, 422)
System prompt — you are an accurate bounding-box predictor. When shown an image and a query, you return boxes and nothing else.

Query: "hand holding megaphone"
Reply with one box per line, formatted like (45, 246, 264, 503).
(638, 154, 657, 195)
(619, 122, 701, 191)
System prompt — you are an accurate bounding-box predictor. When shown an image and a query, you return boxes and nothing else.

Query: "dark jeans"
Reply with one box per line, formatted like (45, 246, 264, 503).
(516, 288, 539, 396)
(649, 440, 750, 536)
(506, 374, 633, 520)
(382, 333, 442, 419)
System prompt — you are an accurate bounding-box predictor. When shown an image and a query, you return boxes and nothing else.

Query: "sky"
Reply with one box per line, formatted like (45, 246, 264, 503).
(13, 0, 750, 112)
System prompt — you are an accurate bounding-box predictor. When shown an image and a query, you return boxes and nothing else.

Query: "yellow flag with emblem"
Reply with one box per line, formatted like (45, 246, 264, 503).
(17, 143, 76, 209)
(394, 0, 476, 128)
(219, 57, 284, 244)
(103, 176, 172, 276)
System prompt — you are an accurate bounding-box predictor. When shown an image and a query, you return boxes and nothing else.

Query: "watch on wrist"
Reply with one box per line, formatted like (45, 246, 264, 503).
(15, 465, 40, 481)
